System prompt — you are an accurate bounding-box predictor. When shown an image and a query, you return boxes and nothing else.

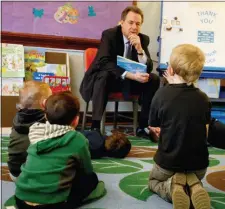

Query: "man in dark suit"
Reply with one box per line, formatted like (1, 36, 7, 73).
(80, 6, 160, 138)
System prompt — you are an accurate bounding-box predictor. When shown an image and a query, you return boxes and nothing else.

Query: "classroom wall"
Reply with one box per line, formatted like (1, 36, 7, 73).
(138, 2, 161, 63)
(1, 2, 161, 127)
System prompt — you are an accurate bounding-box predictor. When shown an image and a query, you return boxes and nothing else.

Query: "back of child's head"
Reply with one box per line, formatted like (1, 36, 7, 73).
(19, 81, 52, 109)
(105, 133, 131, 158)
(45, 91, 80, 126)
(170, 44, 205, 83)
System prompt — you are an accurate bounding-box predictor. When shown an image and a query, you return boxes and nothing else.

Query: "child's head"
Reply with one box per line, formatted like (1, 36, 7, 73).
(105, 133, 131, 158)
(19, 81, 52, 109)
(44, 91, 80, 127)
(169, 44, 205, 83)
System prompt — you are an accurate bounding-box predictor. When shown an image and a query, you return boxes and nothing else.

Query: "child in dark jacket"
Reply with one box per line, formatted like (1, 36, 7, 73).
(15, 92, 105, 209)
(7, 81, 52, 180)
(81, 131, 131, 159)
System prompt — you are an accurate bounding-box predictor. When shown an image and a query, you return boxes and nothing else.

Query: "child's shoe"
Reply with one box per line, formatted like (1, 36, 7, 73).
(171, 173, 190, 209)
(83, 181, 106, 203)
(186, 173, 211, 209)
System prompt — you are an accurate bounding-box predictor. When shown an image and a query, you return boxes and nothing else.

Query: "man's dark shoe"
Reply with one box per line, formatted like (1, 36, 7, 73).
(136, 128, 150, 139)
(136, 127, 159, 143)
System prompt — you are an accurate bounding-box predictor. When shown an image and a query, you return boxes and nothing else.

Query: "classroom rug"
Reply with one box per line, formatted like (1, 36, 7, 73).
(1, 128, 225, 209)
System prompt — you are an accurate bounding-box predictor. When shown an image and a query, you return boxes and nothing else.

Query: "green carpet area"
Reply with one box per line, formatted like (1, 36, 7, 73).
(2, 135, 225, 209)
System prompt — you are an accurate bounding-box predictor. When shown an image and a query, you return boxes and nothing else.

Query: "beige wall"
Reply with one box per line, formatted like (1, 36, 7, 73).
(138, 2, 161, 64)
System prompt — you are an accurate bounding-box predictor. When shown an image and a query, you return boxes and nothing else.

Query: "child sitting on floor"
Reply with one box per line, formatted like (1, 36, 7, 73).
(7, 81, 52, 180)
(15, 92, 105, 209)
(148, 44, 211, 209)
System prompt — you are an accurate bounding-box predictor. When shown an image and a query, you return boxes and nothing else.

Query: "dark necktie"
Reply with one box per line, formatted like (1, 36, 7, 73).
(125, 41, 132, 59)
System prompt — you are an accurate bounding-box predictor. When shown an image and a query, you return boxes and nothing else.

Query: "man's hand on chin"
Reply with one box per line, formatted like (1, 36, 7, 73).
(128, 34, 143, 53)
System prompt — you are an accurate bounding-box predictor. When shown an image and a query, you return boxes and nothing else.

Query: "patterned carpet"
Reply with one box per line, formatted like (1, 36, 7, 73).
(1, 127, 225, 209)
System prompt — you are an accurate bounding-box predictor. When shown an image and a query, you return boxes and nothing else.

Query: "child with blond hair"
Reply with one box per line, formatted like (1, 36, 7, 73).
(7, 81, 52, 180)
(148, 44, 211, 209)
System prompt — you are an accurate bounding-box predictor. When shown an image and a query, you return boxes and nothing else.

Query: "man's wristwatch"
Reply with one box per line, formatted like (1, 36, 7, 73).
(137, 50, 144, 55)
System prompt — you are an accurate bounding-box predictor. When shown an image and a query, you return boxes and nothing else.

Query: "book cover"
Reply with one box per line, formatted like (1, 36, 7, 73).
(195, 78, 221, 98)
(24, 47, 46, 81)
(117, 55, 147, 74)
(46, 64, 67, 76)
(2, 78, 24, 96)
(1, 43, 25, 77)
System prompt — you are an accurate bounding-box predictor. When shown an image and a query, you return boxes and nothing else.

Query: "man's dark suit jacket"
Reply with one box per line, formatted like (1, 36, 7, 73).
(80, 25, 153, 102)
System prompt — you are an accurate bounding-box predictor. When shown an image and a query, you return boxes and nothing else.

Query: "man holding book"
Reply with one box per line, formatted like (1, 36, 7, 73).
(80, 6, 160, 138)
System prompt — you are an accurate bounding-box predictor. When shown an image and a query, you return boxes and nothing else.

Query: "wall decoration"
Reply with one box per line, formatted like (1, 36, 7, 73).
(54, 3, 79, 24)
(88, 6, 96, 17)
(33, 8, 44, 18)
(2, 2, 131, 39)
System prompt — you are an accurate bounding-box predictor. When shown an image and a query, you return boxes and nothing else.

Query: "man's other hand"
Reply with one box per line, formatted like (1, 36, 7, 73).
(134, 72, 149, 83)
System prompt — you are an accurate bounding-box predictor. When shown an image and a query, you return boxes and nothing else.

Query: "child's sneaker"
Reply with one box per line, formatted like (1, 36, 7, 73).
(83, 181, 106, 203)
(171, 173, 190, 209)
(186, 173, 211, 209)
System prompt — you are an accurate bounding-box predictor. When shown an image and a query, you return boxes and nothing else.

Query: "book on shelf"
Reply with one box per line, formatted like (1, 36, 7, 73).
(1, 43, 25, 77)
(117, 55, 147, 73)
(2, 78, 24, 96)
(24, 47, 46, 81)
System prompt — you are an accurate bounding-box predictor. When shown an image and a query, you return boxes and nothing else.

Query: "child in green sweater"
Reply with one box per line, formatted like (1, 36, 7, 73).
(15, 92, 105, 209)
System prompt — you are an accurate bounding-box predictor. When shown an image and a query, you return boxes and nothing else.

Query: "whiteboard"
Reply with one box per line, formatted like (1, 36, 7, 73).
(159, 2, 225, 71)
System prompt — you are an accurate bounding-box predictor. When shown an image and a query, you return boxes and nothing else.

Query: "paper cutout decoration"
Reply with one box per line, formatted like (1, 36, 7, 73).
(54, 3, 79, 24)
(88, 6, 96, 17)
(33, 8, 44, 18)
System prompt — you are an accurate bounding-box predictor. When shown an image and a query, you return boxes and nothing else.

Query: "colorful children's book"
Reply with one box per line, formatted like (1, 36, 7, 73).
(24, 47, 46, 80)
(117, 55, 147, 74)
(1, 43, 25, 77)
(2, 78, 24, 96)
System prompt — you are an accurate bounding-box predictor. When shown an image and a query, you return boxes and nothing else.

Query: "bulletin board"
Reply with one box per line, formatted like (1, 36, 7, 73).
(158, 2, 225, 72)
(2, 2, 131, 39)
